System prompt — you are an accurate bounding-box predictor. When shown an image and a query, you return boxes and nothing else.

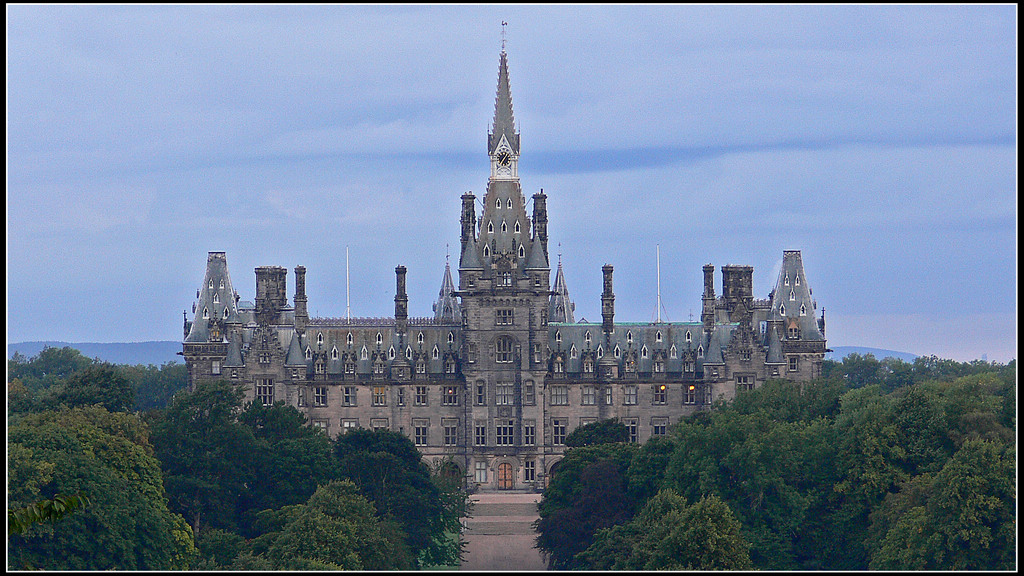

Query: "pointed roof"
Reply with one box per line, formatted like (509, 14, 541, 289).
(185, 252, 240, 343)
(769, 250, 824, 341)
(489, 49, 520, 156)
(549, 258, 576, 323)
(433, 260, 462, 323)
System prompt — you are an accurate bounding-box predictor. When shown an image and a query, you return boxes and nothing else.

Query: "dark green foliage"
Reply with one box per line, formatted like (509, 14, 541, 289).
(235, 400, 340, 535)
(333, 428, 444, 560)
(580, 490, 752, 570)
(564, 417, 630, 447)
(147, 380, 258, 536)
(559, 355, 1015, 571)
(121, 361, 189, 411)
(7, 406, 195, 570)
(257, 480, 414, 570)
(535, 442, 639, 569)
(52, 363, 135, 412)
(7, 346, 94, 392)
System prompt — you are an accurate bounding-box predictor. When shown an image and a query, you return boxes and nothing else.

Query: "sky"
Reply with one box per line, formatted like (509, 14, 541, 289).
(7, 4, 1017, 363)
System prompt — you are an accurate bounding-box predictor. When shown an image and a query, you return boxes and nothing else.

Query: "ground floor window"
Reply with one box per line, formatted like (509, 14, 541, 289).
(524, 459, 535, 482)
(475, 461, 487, 483)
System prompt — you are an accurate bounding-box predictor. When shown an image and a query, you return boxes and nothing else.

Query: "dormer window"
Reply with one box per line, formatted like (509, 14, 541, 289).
(219, 279, 225, 289)
(514, 221, 521, 233)
(555, 330, 561, 343)
(790, 290, 796, 301)
(361, 346, 368, 360)
(795, 275, 801, 286)
(406, 346, 413, 359)
(209, 279, 214, 289)
(614, 345, 621, 358)
(388, 346, 395, 360)
(317, 332, 324, 346)
(507, 198, 513, 209)
(332, 347, 339, 360)
(213, 293, 220, 304)
(305, 347, 312, 360)
(487, 221, 494, 233)
(641, 345, 648, 359)
(203, 307, 209, 319)
(780, 304, 787, 317)
(597, 346, 604, 358)
(417, 332, 424, 345)
(519, 245, 525, 258)
(685, 330, 692, 343)
(448, 331, 455, 344)
(670, 344, 677, 359)
(784, 273, 790, 286)
(800, 304, 807, 316)
(626, 330, 633, 344)
(347, 332, 353, 346)
(483, 245, 490, 257)
(496, 198, 501, 209)
(584, 330, 592, 344)
(656, 330, 662, 342)
(432, 345, 440, 359)
(501, 221, 507, 233)
(376, 332, 383, 346)
(697, 345, 704, 358)
(570, 344, 577, 359)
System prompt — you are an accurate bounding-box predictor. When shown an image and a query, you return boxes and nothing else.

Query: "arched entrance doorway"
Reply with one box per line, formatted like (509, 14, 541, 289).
(497, 462, 514, 490)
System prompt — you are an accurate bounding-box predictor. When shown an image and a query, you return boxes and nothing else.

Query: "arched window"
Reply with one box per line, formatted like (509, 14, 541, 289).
(501, 221, 507, 233)
(570, 344, 577, 359)
(555, 330, 561, 343)
(495, 336, 514, 363)
(514, 221, 521, 233)
(448, 331, 455, 344)
(361, 346, 368, 360)
(507, 198, 513, 209)
(388, 346, 395, 360)
(670, 344, 677, 359)
(317, 332, 324, 346)
(656, 330, 662, 342)
(417, 332, 424, 345)
(487, 221, 494, 233)
(432, 345, 440, 359)
(376, 332, 383, 345)
(483, 245, 490, 257)
(626, 330, 633, 344)
(614, 345, 621, 358)
(641, 345, 648, 359)
(305, 347, 312, 360)
(584, 330, 592, 344)
(332, 346, 339, 360)
(685, 330, 692, 343)
(519, 244, 525, 258)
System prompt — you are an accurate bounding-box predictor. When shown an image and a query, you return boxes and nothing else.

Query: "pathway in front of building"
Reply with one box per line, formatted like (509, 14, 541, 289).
(461, 492, 547, 571)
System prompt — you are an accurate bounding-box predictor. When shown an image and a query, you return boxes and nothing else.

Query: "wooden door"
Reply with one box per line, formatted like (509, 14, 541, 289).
(498, 462, 514, 490)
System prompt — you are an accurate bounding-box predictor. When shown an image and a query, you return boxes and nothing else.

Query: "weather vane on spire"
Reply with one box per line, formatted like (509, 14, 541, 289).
(501, 21, 508, 52)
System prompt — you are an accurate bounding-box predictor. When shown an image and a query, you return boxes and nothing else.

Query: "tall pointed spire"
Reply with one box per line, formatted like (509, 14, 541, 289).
(489, 43, 519, 156)
(549, 254, 575, 323)
(433, 259, 461, 323)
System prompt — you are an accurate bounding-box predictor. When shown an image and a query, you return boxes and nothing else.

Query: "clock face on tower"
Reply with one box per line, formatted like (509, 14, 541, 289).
(497, 150, 512, 167)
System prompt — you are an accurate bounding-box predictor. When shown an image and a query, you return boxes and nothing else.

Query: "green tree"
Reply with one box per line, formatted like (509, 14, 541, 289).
(867, 440, 1015, 570)
(148, 379, 257, 536)
(535, 442, 639, 569)
(51, 363, 135, 413)
(121, 361, 189, 411)
(580, 490, 752, 570)
(564, 417, 630, 447)
(261, 480, 413, 570)
(7, 406, 195, 570)
(235, 399, 339, 535)
(333, 428, 443, 560)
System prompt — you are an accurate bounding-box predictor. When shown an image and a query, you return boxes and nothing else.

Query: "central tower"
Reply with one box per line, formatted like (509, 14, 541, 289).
(457, 46, 552, 489)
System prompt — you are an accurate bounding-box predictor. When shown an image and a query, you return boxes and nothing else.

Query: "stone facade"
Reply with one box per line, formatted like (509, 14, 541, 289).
(182, 48, 827, 493)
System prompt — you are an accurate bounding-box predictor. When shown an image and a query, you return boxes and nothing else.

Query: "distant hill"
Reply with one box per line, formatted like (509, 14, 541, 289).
(826, 346, 918, 363)
(8, 341, 183, 367)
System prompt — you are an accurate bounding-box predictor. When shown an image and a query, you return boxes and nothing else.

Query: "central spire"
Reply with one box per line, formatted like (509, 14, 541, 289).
(489, 47, 519, 156)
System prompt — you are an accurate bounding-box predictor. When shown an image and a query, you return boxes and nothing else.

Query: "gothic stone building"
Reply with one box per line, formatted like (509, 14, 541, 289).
(182, 49, 827, 492)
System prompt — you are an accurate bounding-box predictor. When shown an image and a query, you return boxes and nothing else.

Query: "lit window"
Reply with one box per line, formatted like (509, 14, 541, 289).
(373, 386, 387, 406)
(653, 384, 667, 404)
(443, 386, 459, 405)
(684, 384, 697, 404)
